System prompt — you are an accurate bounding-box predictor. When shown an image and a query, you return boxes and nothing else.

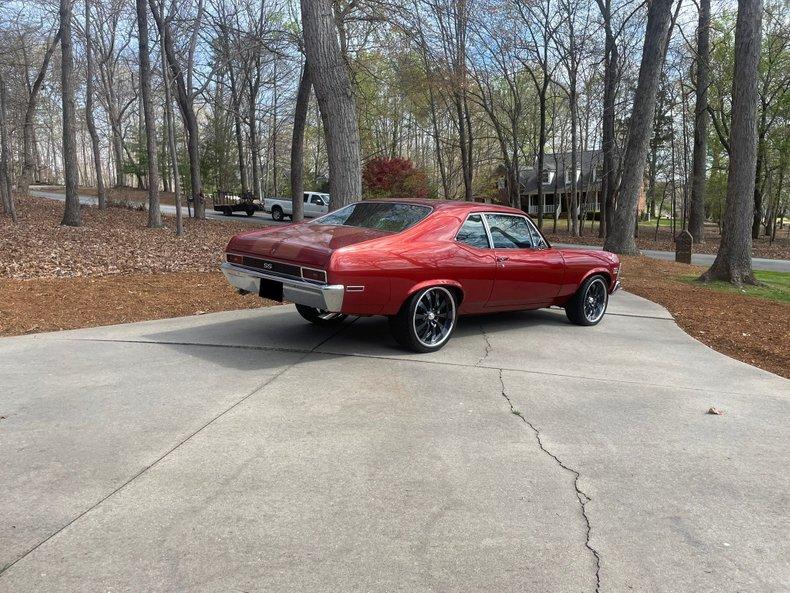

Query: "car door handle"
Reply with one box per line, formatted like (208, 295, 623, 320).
(496, 256, 509, 263)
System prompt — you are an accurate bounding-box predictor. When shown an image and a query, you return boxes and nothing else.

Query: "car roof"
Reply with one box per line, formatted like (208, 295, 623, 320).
(361, 198, 526, 216)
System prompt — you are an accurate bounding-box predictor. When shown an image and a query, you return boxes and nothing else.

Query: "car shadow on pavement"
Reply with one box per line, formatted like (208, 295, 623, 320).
(134, 305, 575, 371)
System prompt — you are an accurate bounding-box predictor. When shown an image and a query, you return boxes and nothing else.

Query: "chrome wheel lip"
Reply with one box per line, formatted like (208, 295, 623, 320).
(583, 278, 608, 323)
(413, 287, 456, 348)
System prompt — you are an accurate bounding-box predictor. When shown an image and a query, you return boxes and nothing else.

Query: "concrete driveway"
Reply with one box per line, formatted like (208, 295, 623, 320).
(1, 292, 788, 592)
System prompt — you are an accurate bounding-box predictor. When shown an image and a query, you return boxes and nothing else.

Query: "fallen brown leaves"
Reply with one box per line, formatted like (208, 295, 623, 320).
(0, 196, 274, 336)
(0, 272, 270, 335)
(1, 195, 263, 279)
(620, 255, 790, 379)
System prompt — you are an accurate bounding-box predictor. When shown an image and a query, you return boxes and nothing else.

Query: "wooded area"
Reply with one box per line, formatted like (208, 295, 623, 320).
(0, 0, 787, 284)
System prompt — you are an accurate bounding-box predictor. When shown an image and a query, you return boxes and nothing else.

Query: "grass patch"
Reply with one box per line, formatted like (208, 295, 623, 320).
(638, 218, 677, 228)
(681, 270, 790, 304)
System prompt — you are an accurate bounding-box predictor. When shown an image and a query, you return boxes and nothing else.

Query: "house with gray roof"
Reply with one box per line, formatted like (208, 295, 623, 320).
(503, 150, 604, 218)
(498, 149, 646, 220)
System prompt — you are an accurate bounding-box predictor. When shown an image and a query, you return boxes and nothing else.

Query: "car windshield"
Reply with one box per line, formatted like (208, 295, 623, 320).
(312, 202, 432, 233)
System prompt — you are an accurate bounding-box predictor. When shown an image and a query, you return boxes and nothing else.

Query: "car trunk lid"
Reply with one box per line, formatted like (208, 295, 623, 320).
(228, 224, 392, 269)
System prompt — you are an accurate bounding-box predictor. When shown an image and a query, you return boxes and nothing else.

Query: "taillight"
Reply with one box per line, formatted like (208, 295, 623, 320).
(226, 253, 244, 265)
(301, 267, 327, 283)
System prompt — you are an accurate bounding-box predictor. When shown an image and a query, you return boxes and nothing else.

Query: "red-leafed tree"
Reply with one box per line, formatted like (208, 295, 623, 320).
(363, 157, 431, 200)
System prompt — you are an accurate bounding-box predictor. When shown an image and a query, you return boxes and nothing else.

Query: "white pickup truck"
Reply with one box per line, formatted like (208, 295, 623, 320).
(263, 192, 331, 221)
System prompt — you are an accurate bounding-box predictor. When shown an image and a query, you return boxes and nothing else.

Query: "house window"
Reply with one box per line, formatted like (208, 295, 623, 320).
(541, 169, 554, 185)
(594, 164, 604, 181)
(565, 169, 580, 184)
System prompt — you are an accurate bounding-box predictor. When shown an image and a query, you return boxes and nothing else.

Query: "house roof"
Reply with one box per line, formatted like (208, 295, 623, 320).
(518, 150, 603, 194)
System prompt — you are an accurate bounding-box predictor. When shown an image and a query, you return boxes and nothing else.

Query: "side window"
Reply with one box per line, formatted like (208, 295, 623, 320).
(456, 214, 490, 249)
(485, 214, 534, 249)
(311, 196, 323, 205)
(526, 218, 547, 248)
(303, 193, 310, 203)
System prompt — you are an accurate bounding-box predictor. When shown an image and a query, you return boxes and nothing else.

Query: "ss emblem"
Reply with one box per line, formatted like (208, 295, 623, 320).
(263, 262, 273, 270)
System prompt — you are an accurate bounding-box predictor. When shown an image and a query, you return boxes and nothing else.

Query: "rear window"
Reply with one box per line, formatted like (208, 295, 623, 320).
(312, 202, 432, 233)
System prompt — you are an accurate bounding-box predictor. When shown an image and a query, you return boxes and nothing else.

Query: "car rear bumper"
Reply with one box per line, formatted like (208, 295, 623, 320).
(221, 262, 345, 312)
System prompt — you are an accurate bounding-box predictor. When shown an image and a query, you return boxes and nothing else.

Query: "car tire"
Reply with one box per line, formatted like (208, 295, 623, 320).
(245, 207, 255, 217)
(565, 275, 609, 326)
(272, 206, 284, 221)
(295, 304, 347, 326)
(389, 286, 457, 353)
(222, 206, 232, 216)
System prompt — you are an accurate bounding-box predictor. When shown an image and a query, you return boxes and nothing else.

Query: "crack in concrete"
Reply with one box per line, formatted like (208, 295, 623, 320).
(476, 324, 493, 366)
(497, 368, 602, 593)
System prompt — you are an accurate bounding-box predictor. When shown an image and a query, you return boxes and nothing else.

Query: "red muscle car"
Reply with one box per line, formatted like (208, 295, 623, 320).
(222, 199, 621, 352)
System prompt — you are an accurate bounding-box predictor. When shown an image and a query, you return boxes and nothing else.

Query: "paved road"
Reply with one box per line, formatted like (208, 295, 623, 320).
(1, 293, 788, 592)
(555, 242, 790, 273)
(29, 188, 274, 225)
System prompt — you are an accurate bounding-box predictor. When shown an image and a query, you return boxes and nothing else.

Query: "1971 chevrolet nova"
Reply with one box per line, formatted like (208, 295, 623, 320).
(222, 199, 621, 352)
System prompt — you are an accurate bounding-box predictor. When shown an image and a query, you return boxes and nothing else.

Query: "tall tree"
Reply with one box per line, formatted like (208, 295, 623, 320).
(136, 0, 161, 227)
(149, 0, 205, 218)
(159, 0, 183, 236)
(514, 0, 556, 229)
(689, 0, 710, 243)
(60, 0, 81, 226)
(299, 0, 362, 208)
(0, 73, 16, 222)
(603, 0, 675, 254)
(84, 0, 106, 209)
(290, 60, 311, 223)
(18, 31, 60, 196)
(595, 0, 617, 238)
(699, 0, 762, 284)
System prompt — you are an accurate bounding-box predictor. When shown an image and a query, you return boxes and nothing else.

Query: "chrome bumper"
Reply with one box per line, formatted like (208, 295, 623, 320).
(221, 262, 344, 312)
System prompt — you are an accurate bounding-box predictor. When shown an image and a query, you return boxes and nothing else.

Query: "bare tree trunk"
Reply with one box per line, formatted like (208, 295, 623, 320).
(700, 0, 762, 284)
(603, 0, 675, 254)
(248, 73, 262, 200)
(137, 0, 161, 227)
(149, 0, 204, 218)
(689, 0, 710, 242)
(18, 33, 60, 196)
(290, 61, 311, 223)
(272, 59, 279, 198)
(597, 0, 617, 239)
(0, 73, 16, 222)
(60, 0, 81, 227)
(300, 0, 361, 209)
(569, 87, 579, 237)
(536, 81, 548, 230)
(752, 115, 766, 238)
(160, 0, 183, 236)
(229, 67, 248, 195)
(84, 0, 106, 210)
(110, 110, 125, 187)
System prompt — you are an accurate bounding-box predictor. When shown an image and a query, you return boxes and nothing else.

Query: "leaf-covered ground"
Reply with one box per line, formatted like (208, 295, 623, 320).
(0, 195, 263, 279)
(1, 196, 787, 377)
